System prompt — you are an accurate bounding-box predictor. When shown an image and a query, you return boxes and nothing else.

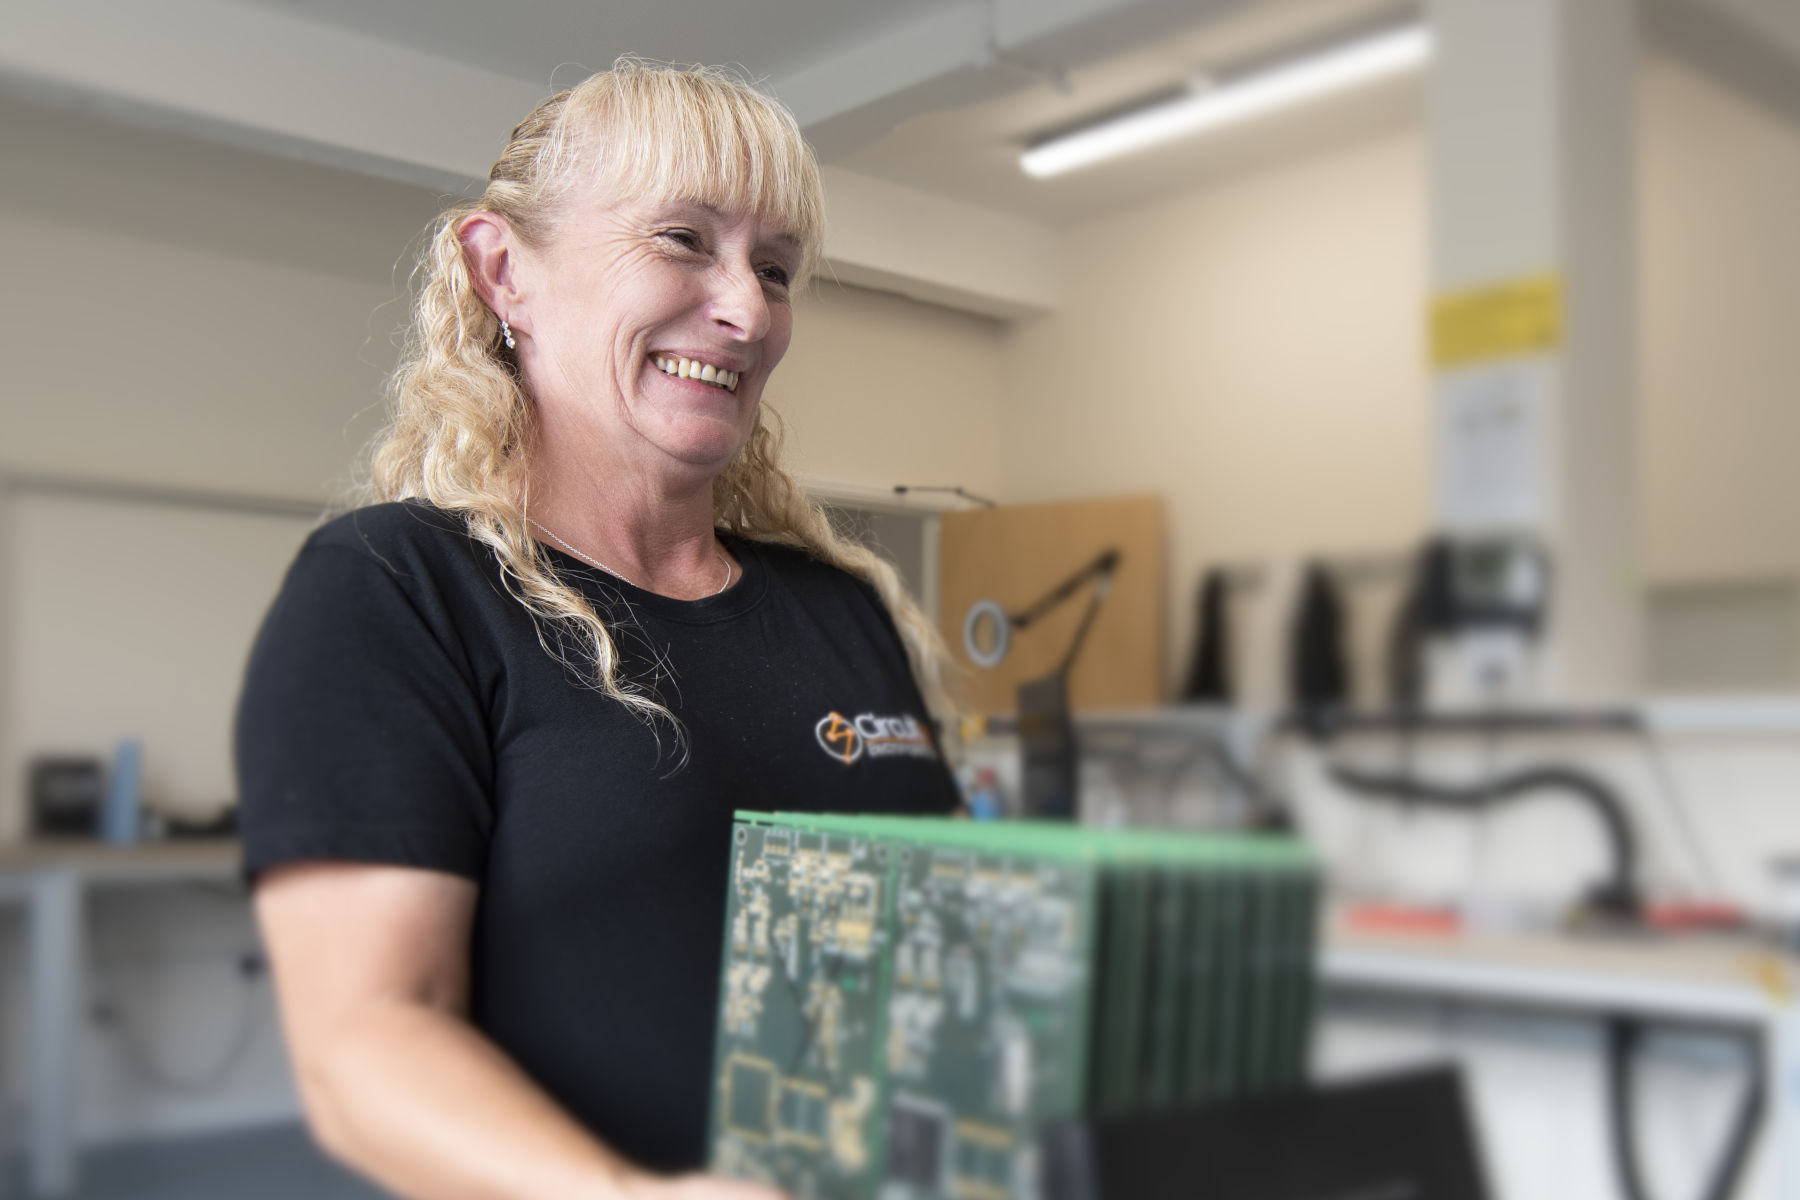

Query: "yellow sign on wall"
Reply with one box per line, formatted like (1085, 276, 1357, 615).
(1430, 274, 1563, 369)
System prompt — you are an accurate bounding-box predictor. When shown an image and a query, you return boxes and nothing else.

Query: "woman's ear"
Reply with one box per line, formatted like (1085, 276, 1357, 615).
(458, 212, 523, 330)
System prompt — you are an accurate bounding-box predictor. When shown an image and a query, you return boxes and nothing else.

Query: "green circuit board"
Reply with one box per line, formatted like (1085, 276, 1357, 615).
(707, 813, 1319, 1200)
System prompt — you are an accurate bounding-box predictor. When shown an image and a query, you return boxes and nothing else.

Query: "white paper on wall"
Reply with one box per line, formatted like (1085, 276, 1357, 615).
(1433, 357, 1556, 531)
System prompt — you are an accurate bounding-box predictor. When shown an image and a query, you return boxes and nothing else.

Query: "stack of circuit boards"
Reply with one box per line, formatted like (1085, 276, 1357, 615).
(708, 811, 1320, 1199)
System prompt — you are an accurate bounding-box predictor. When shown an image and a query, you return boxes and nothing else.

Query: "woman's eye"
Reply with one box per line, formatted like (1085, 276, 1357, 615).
(758, 264, 792, 289)
(660, 228, 703, 251)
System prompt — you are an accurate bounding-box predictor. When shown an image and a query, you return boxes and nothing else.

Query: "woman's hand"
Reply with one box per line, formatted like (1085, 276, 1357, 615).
(628, 1173, 792, 1200)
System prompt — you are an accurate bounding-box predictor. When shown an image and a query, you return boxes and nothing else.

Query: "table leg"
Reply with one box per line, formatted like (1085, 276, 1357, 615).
(27, 868, 80, 1198)
(1777, 1001, 1800, 1200)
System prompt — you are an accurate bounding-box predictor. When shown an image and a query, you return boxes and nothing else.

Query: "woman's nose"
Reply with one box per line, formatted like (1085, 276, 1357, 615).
(708, 261, 771, 342)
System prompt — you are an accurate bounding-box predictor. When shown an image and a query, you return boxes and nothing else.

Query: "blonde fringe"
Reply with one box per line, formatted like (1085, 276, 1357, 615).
(364, 60, 959, 758)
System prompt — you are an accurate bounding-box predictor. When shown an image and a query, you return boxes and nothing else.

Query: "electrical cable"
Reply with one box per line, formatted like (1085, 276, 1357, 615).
(1289, 707, 1723, 901)
(1608, 1018, 1654, 1200)
(1606, 1016, 1766, 1200)
(1153, 710, 1290, 831)
(82, 882, 264, 1095)
(1460, 715, 1505, 900)
(1323, 760, 1643, 917)
(95, 963, 264, 1097)
(1250, 719, 1286, 822)
(1635, 726, 1727, 901)
(1153, 730, 1277, 821)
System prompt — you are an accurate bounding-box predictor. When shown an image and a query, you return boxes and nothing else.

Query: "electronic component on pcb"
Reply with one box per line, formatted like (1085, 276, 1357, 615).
(708, 812, 1319, 1199)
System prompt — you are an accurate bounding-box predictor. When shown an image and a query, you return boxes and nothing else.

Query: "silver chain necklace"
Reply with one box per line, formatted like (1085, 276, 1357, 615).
(529, 518, 733, 597)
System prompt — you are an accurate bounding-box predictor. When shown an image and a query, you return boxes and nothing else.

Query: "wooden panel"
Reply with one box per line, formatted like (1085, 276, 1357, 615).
(938, 495, 1164, 714)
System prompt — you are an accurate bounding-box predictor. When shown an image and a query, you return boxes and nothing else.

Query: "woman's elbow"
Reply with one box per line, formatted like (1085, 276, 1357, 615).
(290, 1033, 374, 1170)
(292, 1068, 351, 1166)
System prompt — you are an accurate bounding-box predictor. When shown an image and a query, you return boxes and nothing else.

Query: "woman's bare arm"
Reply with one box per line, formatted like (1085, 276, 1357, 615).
(255, 862, 785, 1200)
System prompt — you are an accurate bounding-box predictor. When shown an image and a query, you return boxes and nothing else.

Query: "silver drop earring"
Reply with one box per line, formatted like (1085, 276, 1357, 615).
(500, 318, 517, 350)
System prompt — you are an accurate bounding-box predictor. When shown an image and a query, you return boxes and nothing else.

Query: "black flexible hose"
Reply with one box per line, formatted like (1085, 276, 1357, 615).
(1315, 732, 1762, 1200)
(1607, 1018, 1654, 1200)
(1325, 761, 1642, 917)
(1607, 1016, 1766, 1200)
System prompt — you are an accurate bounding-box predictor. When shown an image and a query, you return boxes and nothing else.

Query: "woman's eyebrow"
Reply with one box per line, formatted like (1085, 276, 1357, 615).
(648, 199, 715, 221)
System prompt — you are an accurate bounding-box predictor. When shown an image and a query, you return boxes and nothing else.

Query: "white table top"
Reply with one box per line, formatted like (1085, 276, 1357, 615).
(1323, 913, 1793, 1023)
(3, 841, 1784, 1023)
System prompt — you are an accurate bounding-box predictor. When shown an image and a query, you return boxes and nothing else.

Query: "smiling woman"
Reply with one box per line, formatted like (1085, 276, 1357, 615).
(478, 198, 799, 498)
(234, 59, 960, 1200)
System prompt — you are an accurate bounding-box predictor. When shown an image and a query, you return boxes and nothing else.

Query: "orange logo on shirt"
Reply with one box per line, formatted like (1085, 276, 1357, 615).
(816, 711, 863, 764)
(813, 711, 936, 765)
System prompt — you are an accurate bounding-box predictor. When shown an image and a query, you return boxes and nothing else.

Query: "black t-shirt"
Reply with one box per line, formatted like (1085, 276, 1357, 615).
(235, 501, 958, 1171)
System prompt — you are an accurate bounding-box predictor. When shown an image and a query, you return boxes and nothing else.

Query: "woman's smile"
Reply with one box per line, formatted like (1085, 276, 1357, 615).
(651, 353, 742, 393)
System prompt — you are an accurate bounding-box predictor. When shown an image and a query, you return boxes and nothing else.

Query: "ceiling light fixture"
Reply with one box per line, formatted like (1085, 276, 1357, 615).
(1020, 22, 1432, 179)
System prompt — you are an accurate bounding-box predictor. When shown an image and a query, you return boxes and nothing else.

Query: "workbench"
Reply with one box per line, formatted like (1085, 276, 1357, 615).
(1322, 915, 1799, 1199)
(0, 839, 241, 1198)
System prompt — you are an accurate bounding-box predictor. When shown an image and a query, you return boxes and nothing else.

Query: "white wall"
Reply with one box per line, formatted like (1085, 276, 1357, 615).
(1641, 58, 1800, 586)
(780, 280, 1005, 499)
(0, 106, 434, 500)
(998, 128, 1431, 695)
(995, 56, 1800, 699)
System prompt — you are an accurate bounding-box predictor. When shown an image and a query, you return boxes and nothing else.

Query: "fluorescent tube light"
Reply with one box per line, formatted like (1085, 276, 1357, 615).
(1020, 23, 1432, 179)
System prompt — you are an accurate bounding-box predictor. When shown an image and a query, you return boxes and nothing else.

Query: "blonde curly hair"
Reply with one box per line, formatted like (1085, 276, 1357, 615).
(367, 58, 956, 743)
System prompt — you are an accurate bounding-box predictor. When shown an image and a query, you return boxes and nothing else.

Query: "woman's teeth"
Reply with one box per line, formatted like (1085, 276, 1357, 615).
(654, 356, 739, 393)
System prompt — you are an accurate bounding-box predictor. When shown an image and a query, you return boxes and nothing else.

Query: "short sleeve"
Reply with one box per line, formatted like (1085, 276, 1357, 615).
(235, 541, 495, 883)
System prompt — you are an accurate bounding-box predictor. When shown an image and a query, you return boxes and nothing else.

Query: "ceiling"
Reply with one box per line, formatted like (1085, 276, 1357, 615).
(224, 0, 1800, 229)
(841, 0, 1420, 225)
(237, 0, 970, 90)
(231, 0, 1421, 225)
(7, 0, 1799, 317)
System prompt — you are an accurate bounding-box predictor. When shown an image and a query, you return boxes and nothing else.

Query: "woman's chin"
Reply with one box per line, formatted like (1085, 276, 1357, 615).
(651, 410, 756, 471)
(654, 425, 755, 477)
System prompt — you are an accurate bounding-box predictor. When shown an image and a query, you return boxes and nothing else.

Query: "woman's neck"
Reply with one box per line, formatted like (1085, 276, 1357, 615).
(525, 440, 731, 599)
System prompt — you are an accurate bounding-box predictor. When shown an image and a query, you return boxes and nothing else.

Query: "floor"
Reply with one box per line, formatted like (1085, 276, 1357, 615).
(8, 1123, 387, 1200)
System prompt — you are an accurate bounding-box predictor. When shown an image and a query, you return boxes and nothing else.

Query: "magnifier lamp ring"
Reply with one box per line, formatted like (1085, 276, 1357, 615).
(962, 599, 1011, 668)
